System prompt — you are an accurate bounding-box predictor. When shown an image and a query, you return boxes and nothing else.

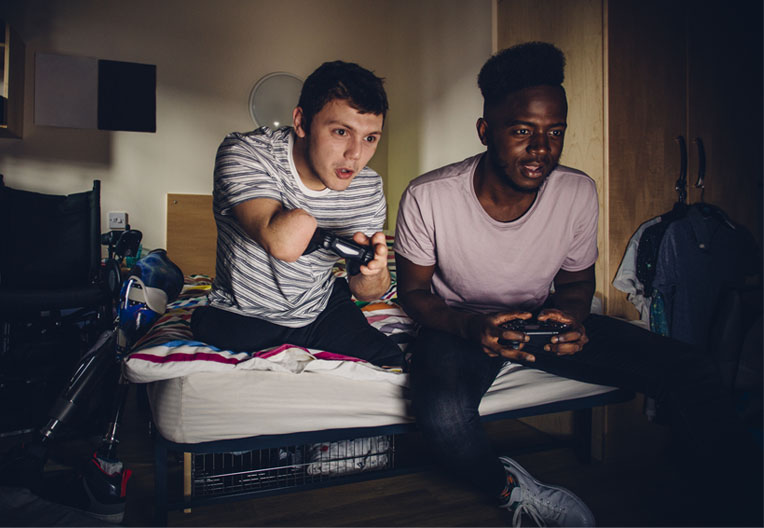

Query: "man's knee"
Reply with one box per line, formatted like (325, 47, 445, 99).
(364, 337, 405, 367)
(412, 373, 479, 425)
(190, 305, 212, 342)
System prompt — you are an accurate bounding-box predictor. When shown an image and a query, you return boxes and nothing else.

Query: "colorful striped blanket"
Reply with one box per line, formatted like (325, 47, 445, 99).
(123, 243, 417, 385)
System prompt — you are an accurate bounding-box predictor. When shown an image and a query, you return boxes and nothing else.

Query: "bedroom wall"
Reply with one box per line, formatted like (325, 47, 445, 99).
(0, 0, 491, 254)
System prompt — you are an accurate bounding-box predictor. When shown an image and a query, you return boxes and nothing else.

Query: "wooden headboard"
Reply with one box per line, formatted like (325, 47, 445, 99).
(166, 194, 217, 277)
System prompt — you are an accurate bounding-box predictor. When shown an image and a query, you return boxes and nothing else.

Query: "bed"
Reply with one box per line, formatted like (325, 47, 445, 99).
(124, 194, 633, 525)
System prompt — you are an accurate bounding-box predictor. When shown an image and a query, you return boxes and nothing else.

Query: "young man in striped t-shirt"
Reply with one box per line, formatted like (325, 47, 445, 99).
(191, 61, 403, 368)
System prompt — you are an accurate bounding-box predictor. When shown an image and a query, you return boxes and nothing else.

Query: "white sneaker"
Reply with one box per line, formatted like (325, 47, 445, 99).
(499, 456, 595, 527)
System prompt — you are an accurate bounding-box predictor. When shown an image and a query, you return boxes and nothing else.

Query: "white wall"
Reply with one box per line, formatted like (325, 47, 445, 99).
(386, 0, 491, 230)
(0, 0, 491, 254)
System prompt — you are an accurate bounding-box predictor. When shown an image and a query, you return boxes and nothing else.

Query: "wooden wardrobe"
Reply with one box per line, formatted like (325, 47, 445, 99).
(496, 0, 763, 458)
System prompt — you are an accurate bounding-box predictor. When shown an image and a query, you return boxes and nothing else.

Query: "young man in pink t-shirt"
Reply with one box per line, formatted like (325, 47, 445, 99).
(394, 43, 761, 526)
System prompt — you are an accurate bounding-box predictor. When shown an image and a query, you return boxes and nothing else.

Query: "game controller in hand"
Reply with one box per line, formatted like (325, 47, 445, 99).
(304, 227, 375, 265)
(499, 318, 571, 351)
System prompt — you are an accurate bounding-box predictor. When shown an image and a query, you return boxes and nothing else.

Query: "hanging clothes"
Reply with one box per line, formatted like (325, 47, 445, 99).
(614, 202, 688, 330)
(613, 216, 662, 327)
(652, 204, 761, 347)
(635, 202, 687, 298)
(613, 202, 760, 423)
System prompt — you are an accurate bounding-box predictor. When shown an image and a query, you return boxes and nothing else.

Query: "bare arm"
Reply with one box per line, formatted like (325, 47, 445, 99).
(232, 198, 317, 262)
(348, 231, 392, 302)
(537, 265, 596, 355)
(395, 254, 535, 361)
(549, 265, 595, 323)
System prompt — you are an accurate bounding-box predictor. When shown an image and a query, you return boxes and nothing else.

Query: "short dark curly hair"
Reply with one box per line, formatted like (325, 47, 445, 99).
(298, 60, 388, 132)
(478, 42, 566, 107)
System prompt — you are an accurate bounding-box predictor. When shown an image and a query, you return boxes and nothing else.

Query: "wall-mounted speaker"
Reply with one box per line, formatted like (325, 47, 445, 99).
(98, 59, 156, 132)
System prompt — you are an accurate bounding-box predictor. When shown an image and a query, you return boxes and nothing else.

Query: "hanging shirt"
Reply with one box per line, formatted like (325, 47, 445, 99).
(652, 205, 761, 347)
(613, 216, 662, 327)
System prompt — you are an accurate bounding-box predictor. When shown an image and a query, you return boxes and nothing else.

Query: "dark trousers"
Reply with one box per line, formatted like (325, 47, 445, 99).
(191, 278, 404, 367)
(410, 314, 761, 500)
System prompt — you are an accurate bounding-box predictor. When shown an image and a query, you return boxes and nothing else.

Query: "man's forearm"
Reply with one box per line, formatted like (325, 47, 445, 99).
(398, 290, 477, 341)
(550, 266, 596, 324)
(348, 269, 391, 302)
(234, 200, 317, 262)
(549, 281, 594, 323)
(246, 209, 317, 262)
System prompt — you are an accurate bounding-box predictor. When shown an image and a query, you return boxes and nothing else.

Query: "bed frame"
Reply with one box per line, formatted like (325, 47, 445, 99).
(147, 194, 633, 525)
(151, 389, 632, 525)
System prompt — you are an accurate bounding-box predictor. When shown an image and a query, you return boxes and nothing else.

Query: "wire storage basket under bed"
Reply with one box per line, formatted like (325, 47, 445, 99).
(191, 434, 395, 499)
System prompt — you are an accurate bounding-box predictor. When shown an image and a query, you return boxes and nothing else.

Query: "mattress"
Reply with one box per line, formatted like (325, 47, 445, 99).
(146, 359, 617, 444)
(123, 274, 619, 445)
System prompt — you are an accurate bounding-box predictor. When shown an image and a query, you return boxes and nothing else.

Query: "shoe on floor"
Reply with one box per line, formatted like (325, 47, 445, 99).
(499, 456, 595, 527)
(38, 454, 130, 524)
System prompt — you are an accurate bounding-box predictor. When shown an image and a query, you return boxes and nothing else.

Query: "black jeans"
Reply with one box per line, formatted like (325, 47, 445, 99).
(191, 278, 404, 367)
(410, 314, 758, 498)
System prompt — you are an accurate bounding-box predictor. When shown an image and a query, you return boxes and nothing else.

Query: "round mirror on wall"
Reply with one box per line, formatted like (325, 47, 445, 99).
(248, 72, 303, 129)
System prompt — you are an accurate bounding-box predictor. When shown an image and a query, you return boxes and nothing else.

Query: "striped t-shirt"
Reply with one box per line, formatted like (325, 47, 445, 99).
(207, 127, 387, 327)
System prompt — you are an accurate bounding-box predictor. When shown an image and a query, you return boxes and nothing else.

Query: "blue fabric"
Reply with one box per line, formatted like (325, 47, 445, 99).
(652, 205, 761, 347)
(635, 203, 687, 297)
(130, 249, 184, 303)
(649, 291, 669, 336)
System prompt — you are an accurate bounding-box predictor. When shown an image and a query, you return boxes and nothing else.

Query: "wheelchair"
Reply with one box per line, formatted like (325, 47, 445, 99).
(0, 177, 183, 523)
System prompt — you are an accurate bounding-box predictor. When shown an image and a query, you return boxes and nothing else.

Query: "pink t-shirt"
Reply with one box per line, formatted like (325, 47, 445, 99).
(394, 154, 599, 314)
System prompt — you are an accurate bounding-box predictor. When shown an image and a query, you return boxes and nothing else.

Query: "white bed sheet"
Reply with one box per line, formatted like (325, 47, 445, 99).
(147, 360, 618, 444)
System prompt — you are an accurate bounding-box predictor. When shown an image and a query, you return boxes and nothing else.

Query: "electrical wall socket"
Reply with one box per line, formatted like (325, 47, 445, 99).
(108, 211, 128, 230)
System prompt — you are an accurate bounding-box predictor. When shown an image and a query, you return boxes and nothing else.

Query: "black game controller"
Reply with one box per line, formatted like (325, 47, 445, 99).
(499, 318, 571, 351)
(304, 227, 375, 265)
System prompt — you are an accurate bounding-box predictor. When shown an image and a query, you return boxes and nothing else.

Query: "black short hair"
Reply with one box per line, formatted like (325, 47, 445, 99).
(477, 42, 565, 107)
(298, 60, 388, 132)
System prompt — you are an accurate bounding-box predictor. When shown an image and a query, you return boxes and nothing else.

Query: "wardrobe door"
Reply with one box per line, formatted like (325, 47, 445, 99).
(606, 0, 687, 319)
(686, 2, 763, 246)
